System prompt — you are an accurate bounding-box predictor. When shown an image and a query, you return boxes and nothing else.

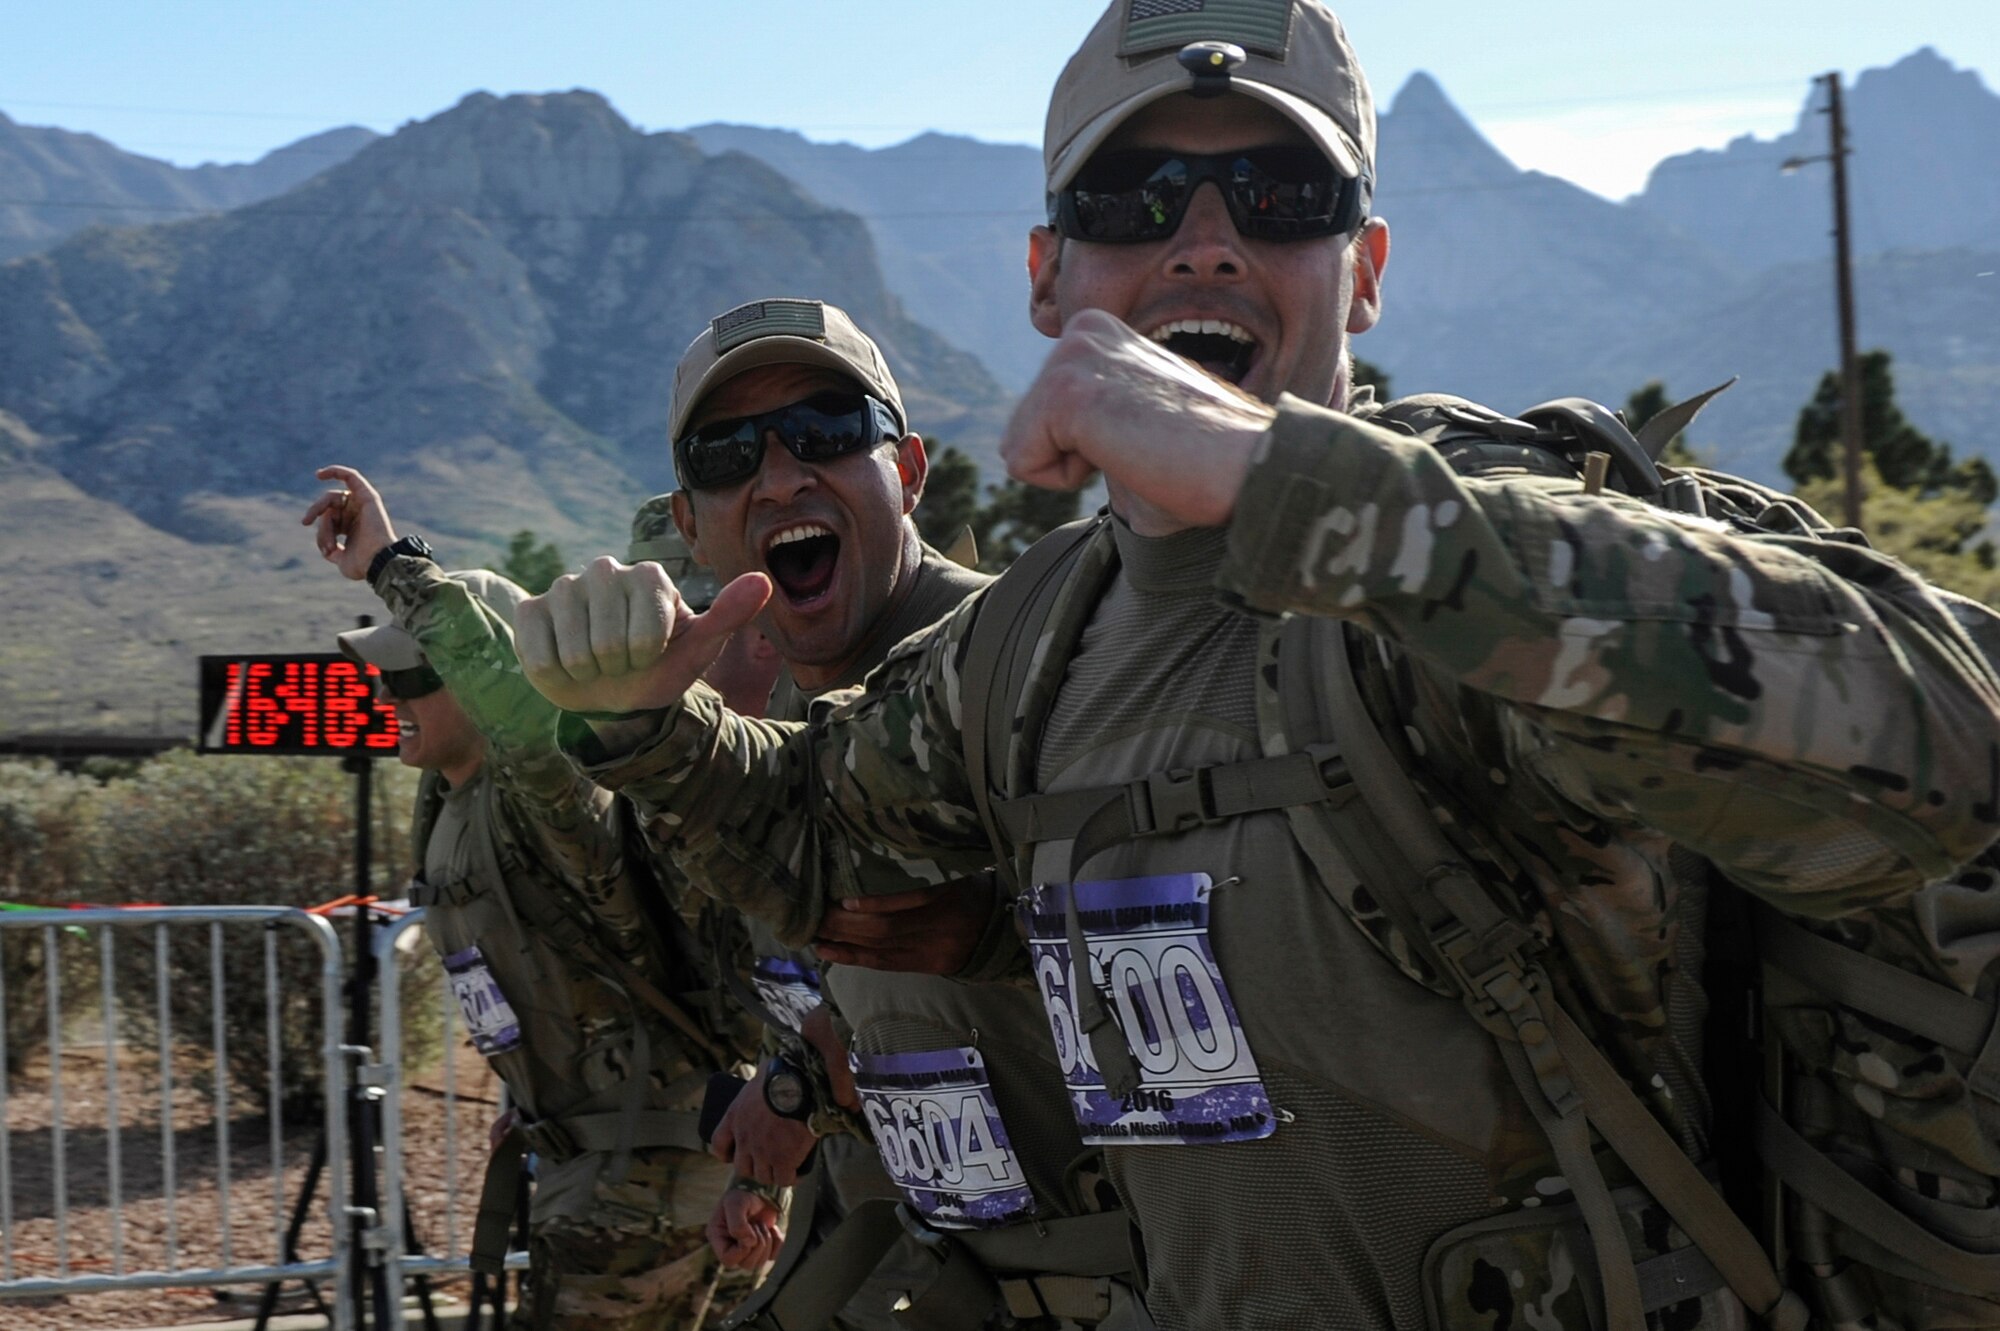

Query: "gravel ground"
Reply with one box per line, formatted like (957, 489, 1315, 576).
(3, 1035, 507, 1329)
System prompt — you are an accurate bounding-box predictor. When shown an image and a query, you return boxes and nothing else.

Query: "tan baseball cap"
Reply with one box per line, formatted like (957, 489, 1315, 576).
(336, 569, 530, 671)
(1044, 0, 1376, 193)
(667, 298, 907, 444)
(626, 493, 723, 609)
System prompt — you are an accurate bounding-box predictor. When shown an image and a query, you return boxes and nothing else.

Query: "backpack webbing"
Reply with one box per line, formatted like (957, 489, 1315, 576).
(1298, 616, 1804, 1331)
(953, 391, 2000, 1327)
(413, 787, 733, 1073)
(961, 514, 1107, 895)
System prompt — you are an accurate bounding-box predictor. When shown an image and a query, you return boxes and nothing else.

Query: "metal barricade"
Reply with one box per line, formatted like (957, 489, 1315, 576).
(0, 906, 353, 1325)
(375, 906, 526, 1328)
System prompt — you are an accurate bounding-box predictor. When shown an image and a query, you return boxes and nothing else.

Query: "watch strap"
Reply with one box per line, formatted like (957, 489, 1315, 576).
(368, 534, 434, 588)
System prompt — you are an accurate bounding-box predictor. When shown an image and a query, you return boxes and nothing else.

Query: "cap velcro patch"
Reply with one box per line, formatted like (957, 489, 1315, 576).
(1120, 0, 1294, 59)
(711, 299, 828, 352)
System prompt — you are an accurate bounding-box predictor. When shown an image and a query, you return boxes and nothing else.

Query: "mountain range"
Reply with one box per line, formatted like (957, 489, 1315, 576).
(2, 47, 1997, 734)
(0, 91, 1007, 733)
(0, 115, 379, 262)
(690, 48, 2000, 482)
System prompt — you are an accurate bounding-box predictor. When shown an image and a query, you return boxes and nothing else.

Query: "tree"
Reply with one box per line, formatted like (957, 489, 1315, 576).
(496, 529, 565, 594)
(1783, 349, 1995, 504)
(974, 479, 1082, 571)
(914, 441, 982, 552)
(1783, 349, 1998, 605)
(1797, 460, 2000, 605)
(911, 441, 1084, 571)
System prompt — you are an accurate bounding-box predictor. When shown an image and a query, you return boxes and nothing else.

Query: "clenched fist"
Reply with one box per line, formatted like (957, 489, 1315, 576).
(708, 1183, 785, 1271)
(1001, 308, 1274, 535)
(516, 558, 772, 717)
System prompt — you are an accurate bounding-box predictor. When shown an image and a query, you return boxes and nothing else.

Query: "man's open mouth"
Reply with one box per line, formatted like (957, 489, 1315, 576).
(763, 521, 841, 606)
(1149, 318, 1258, 386)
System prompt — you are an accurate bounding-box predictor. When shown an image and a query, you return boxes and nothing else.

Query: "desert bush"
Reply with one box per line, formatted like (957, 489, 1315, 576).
(0, 761, 102, 1074)
(85, 752, 357, 1117)
(0, 751, 439, 1119)
(0, 751, 450, 1113)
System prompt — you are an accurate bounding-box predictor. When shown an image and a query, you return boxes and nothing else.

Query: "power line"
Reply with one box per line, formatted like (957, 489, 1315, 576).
(1455, 76, 1809, 115)
(0, 154, 1822, 228)
(0, 197, 1045, 223)
(0, 97, 362, 123)
(0, 73, 1826, 128)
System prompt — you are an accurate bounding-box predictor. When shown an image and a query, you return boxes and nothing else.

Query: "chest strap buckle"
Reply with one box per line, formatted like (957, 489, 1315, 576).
(1131, 767, 1218, 836)
(1436, 914, 1547, 1044)
(519, 1116, 578, 1164)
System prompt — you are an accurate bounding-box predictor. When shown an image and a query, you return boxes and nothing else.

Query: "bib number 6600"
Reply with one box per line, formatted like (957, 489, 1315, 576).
(1036, 938, 1241, 1083)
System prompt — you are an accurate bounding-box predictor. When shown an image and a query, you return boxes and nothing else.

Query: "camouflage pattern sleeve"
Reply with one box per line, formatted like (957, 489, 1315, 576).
(571, 595, 996, 949)
(1219, 396, 2000, 913)
(376, 555, 654, 952)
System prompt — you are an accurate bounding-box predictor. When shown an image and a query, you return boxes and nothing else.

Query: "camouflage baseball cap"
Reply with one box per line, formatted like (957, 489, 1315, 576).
(1044, 0, 1376, 193)
(626, 493, 723, 610)
(336, 569, 531, 670)
(667, 298, 907, 445)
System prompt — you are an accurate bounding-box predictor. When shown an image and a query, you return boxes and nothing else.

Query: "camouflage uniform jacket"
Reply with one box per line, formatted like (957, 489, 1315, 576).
(577, 392, 2000, 947)
(766, 548, 1109, 1227)
(378, 555, 729, 1228)
(566, 400, 2000, 1325)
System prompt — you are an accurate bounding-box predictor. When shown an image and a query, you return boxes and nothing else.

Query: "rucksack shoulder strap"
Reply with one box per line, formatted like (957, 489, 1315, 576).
(1286, 616, 1800, 1331)
(479, 809, 732, 1071)
(960, 514, 1106, 894)
(410, 769, 447, 865)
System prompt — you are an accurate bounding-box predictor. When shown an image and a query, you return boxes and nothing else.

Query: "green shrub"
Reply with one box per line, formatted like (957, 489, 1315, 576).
(0, 761, 101, 1075)
(0, 753, 433, 1116)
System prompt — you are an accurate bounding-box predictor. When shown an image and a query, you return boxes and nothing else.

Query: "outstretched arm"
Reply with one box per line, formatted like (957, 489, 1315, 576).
(1216, 398, 2000, 912)
(518, 563, 996, 949)
(303, 467, 655, 947)
(992, 322, 2000, 910)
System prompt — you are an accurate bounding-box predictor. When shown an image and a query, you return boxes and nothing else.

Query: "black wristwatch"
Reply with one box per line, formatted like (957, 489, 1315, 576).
(762, 1056, 816, 1122)
(367, 533, 435, 586)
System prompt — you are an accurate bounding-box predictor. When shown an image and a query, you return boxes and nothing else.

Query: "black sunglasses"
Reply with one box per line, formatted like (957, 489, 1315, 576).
(1048, 145, 1368, 245)
(374, 663, 444, 702)
(674, 392, 902, 492)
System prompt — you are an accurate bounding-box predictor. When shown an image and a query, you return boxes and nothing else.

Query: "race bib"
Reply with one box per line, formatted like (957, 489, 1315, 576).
(750, 955, 823, 1034)
(443, 945, 522, 1057)
(850, 1047, 1035, 1229)
(1020, 873, 1275, 1147)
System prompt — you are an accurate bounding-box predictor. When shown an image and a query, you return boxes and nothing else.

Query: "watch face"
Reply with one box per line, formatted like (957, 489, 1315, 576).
(766, 1070, 808, 1118)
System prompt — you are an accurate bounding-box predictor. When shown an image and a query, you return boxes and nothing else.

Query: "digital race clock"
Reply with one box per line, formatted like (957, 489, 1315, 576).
(197, 654, 401, 756)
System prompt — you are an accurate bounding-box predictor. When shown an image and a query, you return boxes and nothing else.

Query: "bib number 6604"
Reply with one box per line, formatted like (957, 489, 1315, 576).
(862, 1091, 1012, 1188)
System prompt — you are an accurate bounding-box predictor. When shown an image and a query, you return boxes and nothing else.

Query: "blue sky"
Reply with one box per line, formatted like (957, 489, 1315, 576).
(4, 1, 1991, 199)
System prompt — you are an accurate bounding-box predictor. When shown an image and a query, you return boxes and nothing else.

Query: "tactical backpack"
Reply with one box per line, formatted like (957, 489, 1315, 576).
(957, 389, 2000, 1331)
(407, 771, 725, 1273)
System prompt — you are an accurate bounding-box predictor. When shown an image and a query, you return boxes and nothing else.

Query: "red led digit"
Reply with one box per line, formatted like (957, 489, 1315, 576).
(246, 662, 282, 747)
(322, 660, 363, 749)
(201, 653, 408, 756)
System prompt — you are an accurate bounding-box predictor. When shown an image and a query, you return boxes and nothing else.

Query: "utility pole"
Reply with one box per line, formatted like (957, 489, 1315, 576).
(1783, 73, 1865, 528)
(1824, 73, 1865, 530)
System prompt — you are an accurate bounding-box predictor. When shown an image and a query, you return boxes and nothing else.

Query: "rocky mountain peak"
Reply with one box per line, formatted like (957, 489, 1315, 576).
(1379, 71, 1518, 187)
(1856, 45, 1986, 101)
(1633, 46, 2000, 266)
(0, 108, 377, 261)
